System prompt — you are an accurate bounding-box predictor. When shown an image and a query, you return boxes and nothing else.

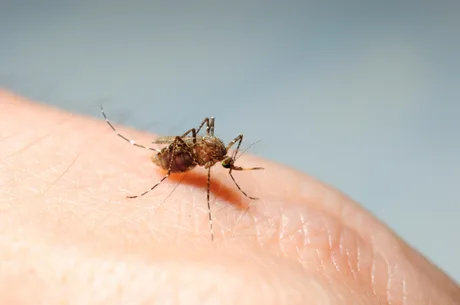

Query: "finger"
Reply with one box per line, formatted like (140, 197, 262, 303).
(1, 90, 458, 304)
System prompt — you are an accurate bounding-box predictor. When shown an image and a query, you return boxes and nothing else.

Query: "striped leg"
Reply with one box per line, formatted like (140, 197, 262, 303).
(101, 105, 160, 153)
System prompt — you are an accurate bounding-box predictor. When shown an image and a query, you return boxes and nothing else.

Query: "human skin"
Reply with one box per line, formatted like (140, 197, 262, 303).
(0, 90, 458, 305)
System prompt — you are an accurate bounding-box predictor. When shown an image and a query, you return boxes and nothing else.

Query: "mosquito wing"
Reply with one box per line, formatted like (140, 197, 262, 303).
(152, 136, 176, 145)
(152, 135, 203, 145)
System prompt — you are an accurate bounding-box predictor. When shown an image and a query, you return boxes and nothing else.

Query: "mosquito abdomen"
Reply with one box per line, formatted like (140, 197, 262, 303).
(152, 149, 196, 173)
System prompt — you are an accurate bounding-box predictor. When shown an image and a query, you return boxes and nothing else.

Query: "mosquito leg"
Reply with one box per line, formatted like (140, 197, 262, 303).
(127, 136, 185, 198)
(179, 127, 199, 144)
(127, 172, 171, 198)
(228, 169, 261, 200)
(101, 105, 160, 153)
(226, 134, 244, 160)
(206, 167, 214, 241)
(208, 117, 215, 136)
(180, 117, 212, 144)
(192, 117, 211, 136)
(226, 134, 264, 200)
(226, 134, 264, 171)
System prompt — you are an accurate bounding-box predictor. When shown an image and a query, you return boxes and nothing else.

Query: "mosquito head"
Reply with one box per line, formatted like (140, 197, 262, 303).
(221, 156, 235, 169)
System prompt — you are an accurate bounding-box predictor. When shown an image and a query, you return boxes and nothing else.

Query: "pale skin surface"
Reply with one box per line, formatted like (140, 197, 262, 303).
(0, 90, 458, 305)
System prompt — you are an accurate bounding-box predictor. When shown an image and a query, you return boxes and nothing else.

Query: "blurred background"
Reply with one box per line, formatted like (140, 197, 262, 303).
(0, 1, 459, 282)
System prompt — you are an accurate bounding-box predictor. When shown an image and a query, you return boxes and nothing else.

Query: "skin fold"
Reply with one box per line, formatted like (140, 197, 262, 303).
(0, 90, 458, 304)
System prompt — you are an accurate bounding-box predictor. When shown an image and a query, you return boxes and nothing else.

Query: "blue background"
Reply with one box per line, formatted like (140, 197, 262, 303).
(1, 1, 459, 282)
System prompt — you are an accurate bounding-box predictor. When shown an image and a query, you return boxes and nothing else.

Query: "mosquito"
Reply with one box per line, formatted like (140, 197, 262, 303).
(100, 106, 264, 241)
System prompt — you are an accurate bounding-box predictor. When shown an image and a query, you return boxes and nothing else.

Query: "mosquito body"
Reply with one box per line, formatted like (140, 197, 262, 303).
(152, 135, 227, 173)
(101, 107, 264, 241)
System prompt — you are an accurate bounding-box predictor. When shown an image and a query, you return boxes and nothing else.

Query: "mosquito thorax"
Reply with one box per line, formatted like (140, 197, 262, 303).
(193, 136, 227, 167)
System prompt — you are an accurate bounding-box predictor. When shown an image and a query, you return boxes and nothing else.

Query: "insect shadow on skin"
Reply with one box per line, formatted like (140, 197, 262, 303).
(100, 106, 264, 241)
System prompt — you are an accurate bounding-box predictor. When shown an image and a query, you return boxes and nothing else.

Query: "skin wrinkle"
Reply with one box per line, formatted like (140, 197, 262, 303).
(1, 91, 459, 304)
(285, 177, 457, 303)
(272, 200, 372, 288)
(278, 193, 457, 304)
(344, 204, 446, 302)
(386, 259, 393, 304)
(402, 275, 408, 305)
(387, 263, 404, 305)
(343, 230, 359, 280)
(253, 195, 391, 304)
(297, 177, 380, 250)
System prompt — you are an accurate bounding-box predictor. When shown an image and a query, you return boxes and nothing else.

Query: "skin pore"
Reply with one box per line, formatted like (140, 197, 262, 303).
(0, 90, 458, 304)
